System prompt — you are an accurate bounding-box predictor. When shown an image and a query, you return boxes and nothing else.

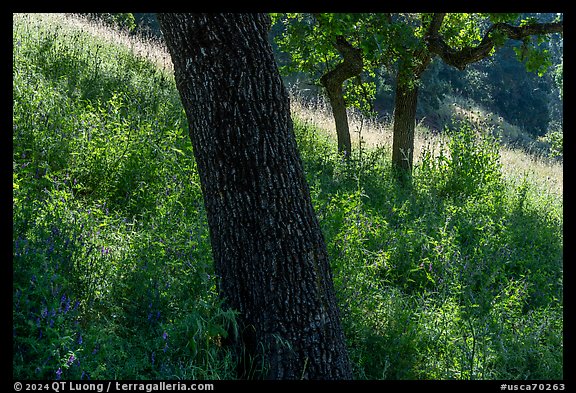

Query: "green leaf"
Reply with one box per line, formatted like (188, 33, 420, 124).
(171, 147, 184, 156)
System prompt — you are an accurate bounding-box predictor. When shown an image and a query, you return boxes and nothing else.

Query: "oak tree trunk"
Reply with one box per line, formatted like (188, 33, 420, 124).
(322, 80, 352, 158)
(392, 76, 419, 175)
(391, 46, 431, 181)
(157, 13, 352, 380)
(320, 36, 363, 158)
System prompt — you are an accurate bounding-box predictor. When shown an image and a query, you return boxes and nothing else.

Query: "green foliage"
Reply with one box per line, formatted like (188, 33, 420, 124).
(513, 38, 553, 77)
(272, 13, 390, 115)
(14, 13, 562, 381)
(554, 61, 563, 98)
(537, 129, 563, 159)
(13, 14, 235, 380)
(440, 13, 485, 50)
(418, 120, 503, 199)
(486, 13, 520, 24)
(343, 77, 377, 116)
(296, 114, 561, 379)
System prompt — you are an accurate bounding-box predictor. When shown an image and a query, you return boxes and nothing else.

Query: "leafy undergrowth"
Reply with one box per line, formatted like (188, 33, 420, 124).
(13, 13, 562, 380)
(296, 119, 562, 379)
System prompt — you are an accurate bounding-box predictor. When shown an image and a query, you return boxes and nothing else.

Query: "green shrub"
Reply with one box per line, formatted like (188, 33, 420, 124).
(538, 129, 563, 159)
(418, 119, 504, 200)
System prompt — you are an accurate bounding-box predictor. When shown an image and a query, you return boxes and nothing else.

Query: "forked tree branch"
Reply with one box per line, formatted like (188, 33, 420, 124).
(426, 17, 563, 70)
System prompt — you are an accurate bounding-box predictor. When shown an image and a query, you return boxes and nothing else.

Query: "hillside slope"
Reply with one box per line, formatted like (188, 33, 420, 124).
(13, 13, 563, 381)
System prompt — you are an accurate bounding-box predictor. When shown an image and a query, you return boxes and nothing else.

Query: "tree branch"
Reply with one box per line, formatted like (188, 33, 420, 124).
(427, 13, 446, 37)
(320, 35, 363, 89)
(426, 19, 563, 70)
(408, 13, 446, 77)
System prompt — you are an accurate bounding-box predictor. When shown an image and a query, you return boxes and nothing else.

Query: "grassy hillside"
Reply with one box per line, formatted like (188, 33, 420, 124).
(13, 13, 563, 380)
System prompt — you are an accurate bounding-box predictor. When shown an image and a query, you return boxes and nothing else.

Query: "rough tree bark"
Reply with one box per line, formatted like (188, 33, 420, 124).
(157, 13, 353, 380)
(319, 35, 363, 158)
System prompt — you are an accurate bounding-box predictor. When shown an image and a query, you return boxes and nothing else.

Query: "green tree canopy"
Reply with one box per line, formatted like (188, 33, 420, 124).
(272, 13, 562, 177)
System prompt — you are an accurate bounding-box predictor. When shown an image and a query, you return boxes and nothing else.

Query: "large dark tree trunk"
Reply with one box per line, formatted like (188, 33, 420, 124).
(157, 13, 352, 380)
(320, 36, 363, 158)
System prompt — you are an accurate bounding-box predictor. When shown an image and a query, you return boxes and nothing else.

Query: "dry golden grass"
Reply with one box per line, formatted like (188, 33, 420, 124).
(290, 92, 563, 198)
(14, 13, 173, 72)
(289, 93, 395, 151)
(499, 146, 563, 197)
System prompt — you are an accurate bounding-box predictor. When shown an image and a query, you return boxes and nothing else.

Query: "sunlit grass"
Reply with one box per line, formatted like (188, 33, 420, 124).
(289, 89, 563, 198)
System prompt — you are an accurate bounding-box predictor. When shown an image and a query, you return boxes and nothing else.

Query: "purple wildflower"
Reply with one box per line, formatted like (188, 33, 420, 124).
(56, 368, 62, 380)
(162, 331, 168, 340)
(61, 294, 71, 313)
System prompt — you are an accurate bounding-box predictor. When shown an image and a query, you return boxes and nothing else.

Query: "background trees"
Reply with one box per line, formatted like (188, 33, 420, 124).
(272, 13, 563, 176)
(91, 12, 563, 165)
(271, 13, 393, 157)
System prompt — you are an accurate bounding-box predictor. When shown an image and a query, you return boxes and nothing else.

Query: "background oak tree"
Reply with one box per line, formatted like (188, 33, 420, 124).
(273, 13, 563, 179)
